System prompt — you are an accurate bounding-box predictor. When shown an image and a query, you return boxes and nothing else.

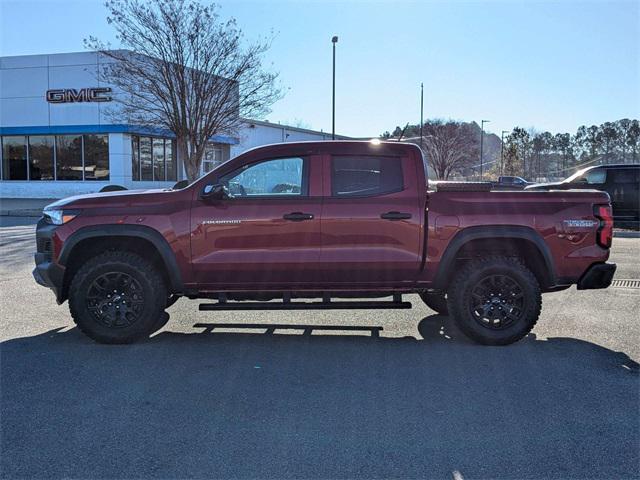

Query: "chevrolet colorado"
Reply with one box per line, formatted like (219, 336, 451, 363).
(34, 141, 616, 345)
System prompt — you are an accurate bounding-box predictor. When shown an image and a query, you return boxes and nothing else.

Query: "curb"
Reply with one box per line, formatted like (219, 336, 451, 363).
(614, 230, 640, 238)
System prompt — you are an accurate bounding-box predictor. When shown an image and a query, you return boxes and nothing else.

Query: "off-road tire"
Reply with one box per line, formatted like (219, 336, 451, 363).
(447, 256, 541, 346)
(419, 292, 449, 315)
(69, 251, 167, 344)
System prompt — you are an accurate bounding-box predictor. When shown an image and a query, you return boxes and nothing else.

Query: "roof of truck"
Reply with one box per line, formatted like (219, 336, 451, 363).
(239, 140, 422, 159)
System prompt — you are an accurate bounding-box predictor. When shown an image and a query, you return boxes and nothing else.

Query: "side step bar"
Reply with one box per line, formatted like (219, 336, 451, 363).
(199, 294, 412, 311)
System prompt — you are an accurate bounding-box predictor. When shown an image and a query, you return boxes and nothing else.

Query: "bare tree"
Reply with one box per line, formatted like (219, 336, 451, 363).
(420, 120, 478, 179)
(86, 0, 282, 182)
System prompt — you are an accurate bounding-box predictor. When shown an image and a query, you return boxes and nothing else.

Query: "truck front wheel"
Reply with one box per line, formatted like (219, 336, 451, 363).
(68, 251, 167, 344)
(447, 257, 541, 345)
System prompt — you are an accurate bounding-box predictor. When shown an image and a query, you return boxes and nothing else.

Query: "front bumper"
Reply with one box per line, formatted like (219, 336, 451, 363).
(577, 262, 617, 290)
(33, 218, 65, 303)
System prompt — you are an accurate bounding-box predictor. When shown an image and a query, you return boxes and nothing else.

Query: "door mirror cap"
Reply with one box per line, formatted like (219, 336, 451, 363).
(201, 183, 231, 201)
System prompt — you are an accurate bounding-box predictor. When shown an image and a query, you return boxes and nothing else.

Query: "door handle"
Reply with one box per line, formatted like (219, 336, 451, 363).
(283, 212, 314, 221)
(380, 211, 412, 220)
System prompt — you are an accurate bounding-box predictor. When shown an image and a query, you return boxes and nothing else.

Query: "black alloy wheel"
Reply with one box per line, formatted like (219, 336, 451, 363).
(469, 274, 524, 330)
(86, 272, 145, 329)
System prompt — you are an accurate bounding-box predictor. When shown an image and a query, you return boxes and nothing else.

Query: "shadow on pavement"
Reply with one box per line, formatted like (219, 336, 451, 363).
(1, 315, 638, 479)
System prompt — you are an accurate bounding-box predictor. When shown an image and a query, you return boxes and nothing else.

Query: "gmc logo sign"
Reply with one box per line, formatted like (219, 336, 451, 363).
(46, 87, 112, 103)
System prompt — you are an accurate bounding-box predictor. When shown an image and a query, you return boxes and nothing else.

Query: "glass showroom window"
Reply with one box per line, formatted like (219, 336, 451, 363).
(56, 135, 83, 180)
(131, 136, 177, 182)
(28, 136, 55, 180)
(202, 144, 224, 174)
(83, 134, 109, 181)
(153, 138, 165, 181)
(1, 134, 109, 181)
(1, 136, 28, 180)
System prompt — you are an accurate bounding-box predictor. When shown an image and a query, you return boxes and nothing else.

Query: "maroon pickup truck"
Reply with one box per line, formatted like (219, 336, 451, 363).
(34, 141, 616, 345)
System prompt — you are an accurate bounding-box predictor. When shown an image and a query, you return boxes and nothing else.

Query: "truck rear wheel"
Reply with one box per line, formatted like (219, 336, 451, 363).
(447, 256, 541, 345)
(419, 292, 449, 315)
(68, 251, 167, 344)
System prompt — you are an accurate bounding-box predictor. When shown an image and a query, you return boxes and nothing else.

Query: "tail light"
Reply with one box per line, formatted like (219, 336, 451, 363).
(593, 204, 613, 248)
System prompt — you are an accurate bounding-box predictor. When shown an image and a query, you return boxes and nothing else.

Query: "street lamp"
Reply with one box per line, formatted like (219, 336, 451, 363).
(480, 119, 490, 179)
(500, 130, 509, 175)
(332, 35, 338, 140)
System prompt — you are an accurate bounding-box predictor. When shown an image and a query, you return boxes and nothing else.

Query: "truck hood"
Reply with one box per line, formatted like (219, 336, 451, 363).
(45, 188, 171, 210)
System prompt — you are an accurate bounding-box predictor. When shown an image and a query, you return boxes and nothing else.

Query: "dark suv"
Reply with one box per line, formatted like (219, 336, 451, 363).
(526, 164, 640, 228)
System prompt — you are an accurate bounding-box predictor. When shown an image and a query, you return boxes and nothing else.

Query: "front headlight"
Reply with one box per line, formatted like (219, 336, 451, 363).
(43, 208, 79, 225)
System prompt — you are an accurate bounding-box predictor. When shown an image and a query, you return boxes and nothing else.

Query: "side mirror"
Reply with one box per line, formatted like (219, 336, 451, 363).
(201, 183, 231, 201)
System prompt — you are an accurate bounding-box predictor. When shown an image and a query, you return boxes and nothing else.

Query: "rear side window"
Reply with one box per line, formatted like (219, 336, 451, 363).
(610, 169, 639, 184)
(331, 156, 403, 197)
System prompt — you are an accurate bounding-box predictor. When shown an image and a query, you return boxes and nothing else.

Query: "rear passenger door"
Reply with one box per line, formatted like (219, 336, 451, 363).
(319, 154, 423, 286)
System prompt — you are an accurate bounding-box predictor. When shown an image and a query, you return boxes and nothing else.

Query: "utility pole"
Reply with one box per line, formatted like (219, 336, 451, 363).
(419, 83, 424, 150)
(331, 36, 338, 140)
(480, 119, 490, 179)
(500, 130, 509, 175)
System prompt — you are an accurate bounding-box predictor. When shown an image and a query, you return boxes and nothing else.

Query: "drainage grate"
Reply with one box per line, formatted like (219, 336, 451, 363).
(611, 279, 640, 289)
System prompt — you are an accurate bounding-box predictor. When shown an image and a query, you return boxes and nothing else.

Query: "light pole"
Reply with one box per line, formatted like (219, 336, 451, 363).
(480, 119, 490, 179)
(419, 83, 424, 150)
(500, 130, 509, 175)
(332, 35, 338, 140)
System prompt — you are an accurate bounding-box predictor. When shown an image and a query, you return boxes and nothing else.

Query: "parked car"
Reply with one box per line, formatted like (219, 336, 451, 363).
(526, 164, 640, 228)
(34, 141, 616, 346)
(492, 176, 532, 189)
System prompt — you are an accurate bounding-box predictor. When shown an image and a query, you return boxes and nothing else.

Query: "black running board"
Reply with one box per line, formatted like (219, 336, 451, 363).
(199, 297, 412, 311)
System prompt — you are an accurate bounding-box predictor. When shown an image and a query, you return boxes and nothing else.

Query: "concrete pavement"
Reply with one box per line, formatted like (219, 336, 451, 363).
(1, 222, 638, 479)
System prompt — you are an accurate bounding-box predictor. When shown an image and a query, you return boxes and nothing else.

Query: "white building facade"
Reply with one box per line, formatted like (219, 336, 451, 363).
(0, 52, 345, 199)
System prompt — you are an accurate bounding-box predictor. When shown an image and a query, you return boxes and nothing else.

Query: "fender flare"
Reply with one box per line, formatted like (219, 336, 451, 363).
(59, 224, 184, 292)
(432, 225, 556, 289)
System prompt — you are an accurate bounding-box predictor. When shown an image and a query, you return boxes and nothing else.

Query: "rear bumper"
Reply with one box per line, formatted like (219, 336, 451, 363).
(577, 262, 616, 290)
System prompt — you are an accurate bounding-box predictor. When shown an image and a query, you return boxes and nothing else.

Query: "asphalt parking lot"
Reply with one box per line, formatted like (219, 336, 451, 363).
(1, 218, 639, 479)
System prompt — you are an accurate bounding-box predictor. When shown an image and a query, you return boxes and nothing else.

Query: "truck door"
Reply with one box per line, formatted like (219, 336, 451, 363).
(319, 153, 423, 286)
(190, 155, 323, 288)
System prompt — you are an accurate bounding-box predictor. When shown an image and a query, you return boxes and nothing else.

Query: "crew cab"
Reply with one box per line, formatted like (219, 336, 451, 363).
(33, 141, 616, 345)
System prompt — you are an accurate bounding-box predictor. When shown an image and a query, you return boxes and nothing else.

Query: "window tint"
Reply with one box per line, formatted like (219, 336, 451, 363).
(610, 169, 639, 184)
(332, 156, 403, 197)
(220, 157, 305, 196)
(84, 134, 109, 180)
(586, 169, 606, 185)
(56, 135, 83, 180)
(2, 136, 27, 180)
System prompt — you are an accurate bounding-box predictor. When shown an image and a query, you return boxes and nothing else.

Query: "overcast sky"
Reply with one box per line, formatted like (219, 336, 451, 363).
(1, 0, 638, 137)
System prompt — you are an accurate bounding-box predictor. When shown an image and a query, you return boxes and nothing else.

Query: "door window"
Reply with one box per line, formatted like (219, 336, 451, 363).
(332, 156, 404, 197)
(219, 157, 306, 197)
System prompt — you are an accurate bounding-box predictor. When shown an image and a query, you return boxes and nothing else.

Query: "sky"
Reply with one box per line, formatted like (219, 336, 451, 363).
(1, 0, 638, 138)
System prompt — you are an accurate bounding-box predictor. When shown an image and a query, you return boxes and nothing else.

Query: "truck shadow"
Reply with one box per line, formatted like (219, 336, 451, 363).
(1, 315, 638, 479)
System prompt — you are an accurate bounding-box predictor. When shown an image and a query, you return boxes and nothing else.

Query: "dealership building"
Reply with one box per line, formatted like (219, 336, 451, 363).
(0, 51, 345, 199)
